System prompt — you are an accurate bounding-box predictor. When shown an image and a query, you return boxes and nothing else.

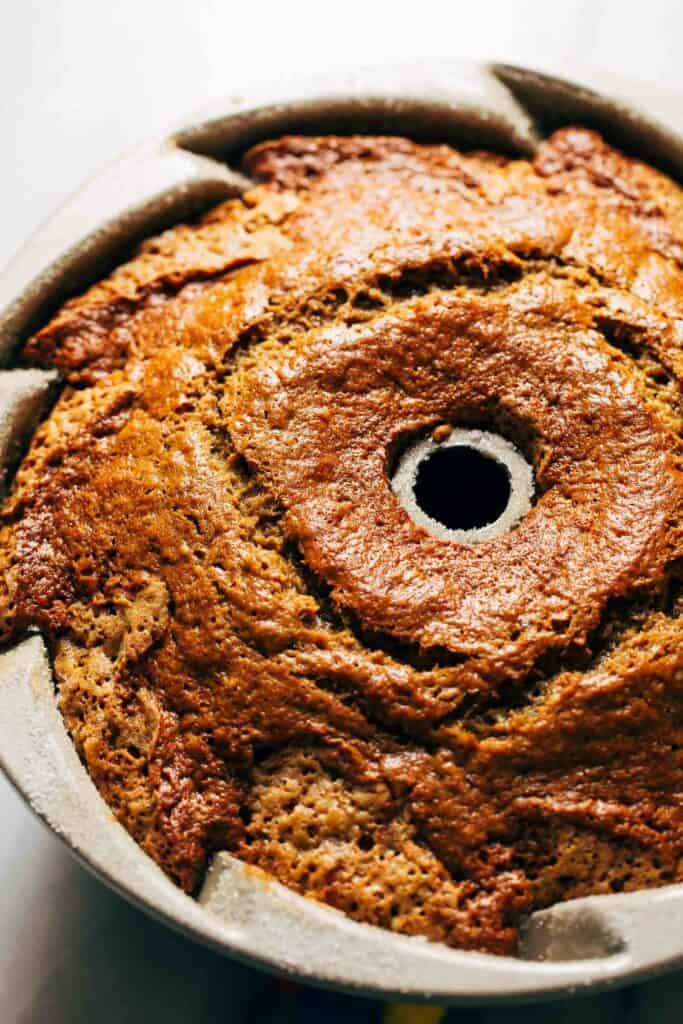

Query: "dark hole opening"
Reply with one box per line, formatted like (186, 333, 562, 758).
(414, 445, 511, 531)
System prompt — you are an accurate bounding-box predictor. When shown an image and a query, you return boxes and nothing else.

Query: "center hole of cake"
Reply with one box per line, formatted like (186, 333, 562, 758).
(391, 427, 533, 543)
(413, 445, 511, 531)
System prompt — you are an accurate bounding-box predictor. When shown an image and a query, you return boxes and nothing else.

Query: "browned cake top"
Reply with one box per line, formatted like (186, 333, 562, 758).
(4, 127, 683, 955)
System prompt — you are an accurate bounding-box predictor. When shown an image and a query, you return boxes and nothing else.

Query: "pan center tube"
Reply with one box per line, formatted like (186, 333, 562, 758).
(391, 427, 534, 544)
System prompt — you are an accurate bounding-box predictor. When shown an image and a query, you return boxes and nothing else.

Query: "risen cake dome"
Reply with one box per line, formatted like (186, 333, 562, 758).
(3, 128, 683, 955)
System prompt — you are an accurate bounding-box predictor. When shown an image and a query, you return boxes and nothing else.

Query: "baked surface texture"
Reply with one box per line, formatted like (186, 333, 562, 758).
(4, 128, 683, 955)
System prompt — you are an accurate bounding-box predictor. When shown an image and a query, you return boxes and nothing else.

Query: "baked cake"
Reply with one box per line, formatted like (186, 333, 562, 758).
(3, 127, 683, 956)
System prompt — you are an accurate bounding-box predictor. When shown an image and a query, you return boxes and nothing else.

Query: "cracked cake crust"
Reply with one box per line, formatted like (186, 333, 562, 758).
(3, 127, 683, 955)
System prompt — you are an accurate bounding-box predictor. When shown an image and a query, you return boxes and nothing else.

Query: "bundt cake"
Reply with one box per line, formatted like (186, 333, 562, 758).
(3, 127, 683, 955)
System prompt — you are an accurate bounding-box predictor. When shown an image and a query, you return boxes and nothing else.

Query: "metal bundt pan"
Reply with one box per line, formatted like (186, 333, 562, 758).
(3, 61, 683, 1006)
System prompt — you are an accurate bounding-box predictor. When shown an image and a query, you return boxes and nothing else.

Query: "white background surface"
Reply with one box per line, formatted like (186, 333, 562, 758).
(2, 1, 683, 1020)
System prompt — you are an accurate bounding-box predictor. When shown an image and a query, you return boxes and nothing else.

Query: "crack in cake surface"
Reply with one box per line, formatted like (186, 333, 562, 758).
(2, 128, 683, 955)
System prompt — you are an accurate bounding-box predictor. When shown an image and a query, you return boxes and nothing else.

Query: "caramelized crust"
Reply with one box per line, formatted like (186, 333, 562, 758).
(4, 128, 683, 954)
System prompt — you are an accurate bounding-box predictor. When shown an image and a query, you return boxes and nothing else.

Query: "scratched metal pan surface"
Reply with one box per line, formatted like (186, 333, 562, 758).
(2, 61, 683, 1005)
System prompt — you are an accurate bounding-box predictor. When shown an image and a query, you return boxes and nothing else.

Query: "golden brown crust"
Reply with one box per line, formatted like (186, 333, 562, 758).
(21, 191, 296, 384)
(4, 127, 683, 953)
(227, 282, 683, 702)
